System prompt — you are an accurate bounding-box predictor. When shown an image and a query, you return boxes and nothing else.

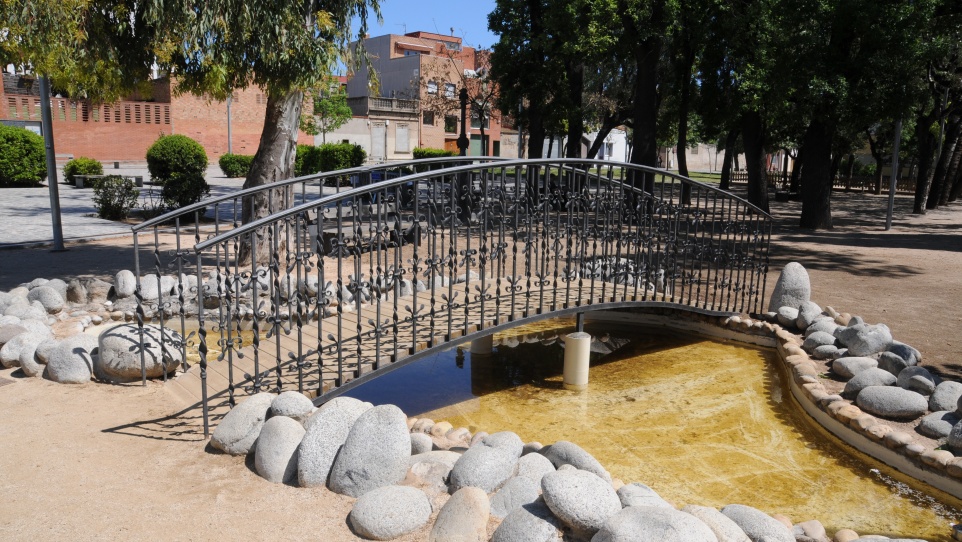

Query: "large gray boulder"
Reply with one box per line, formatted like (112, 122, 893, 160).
(775, 307, 799, 329)
(18, 338, 46, 377)
(834, 323, 893, 357)
(947, 420, 962, 453)
(43, 278, 68, 300)
(297, 396, 372, 487)
(832, 357, 878, 380)
(720, 504, 794, 542)
(95, 324, 183, 382)
(0, 325, 28, 347)
(795, 301, 823, 331)
(329, 404, 411, 497)
(856, 386, 928, 420)
(210, 392, 276, 455)
(541, 469, 621, 537)
(4, 301, 46, 321)
(410, 432, 434, 455)
(802, 331, 837, 354)
(918, 411, 960, 439)
(616, 483, 672, 509)
(593, 506, 719, 542)
(449, 442, 518, 493)
(930, 381, 962, 412)
(804, 317, 838, 338)
(270, 391, 315, 424)
(0, 331, 45, 368)
(767, 262, 810, 313)
(45, 334, 98, 384)
(896, 366, 940, 396)
(843, 368, 896, 398)
(878, 351, 914, 376)
(541, 440, 610, 482)
(348, 485, 431, 541)
(430, 486, 490, 542)
(254, 416, 305, 484)
(483, 431, 525, 459)
(517, 452, 556, 487)
(27, 286, 64, 314)
(681, 505, 751, 542)
(491, 500, 564, 542)
(34, 338, 58, 364)
(889, 341, 922, 365)
(491, 476, 541, 519)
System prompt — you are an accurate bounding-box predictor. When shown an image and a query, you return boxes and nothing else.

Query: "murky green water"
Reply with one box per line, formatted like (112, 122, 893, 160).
(345, 319, 962, 541)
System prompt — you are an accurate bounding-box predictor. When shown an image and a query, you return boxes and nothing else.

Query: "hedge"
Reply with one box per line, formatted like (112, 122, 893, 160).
(218, 153, 254, 178)
(0, 125, 46, 186)
(92, 175, 139, 220)
(63, 157, 103, 185)
(295, 143, 366, 176)
(413, 147, 456, 159)
(146, 134, 208, 182)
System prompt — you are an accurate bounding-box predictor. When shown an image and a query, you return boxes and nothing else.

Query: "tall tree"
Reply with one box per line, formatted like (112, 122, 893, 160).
(300, 76, 354, 144)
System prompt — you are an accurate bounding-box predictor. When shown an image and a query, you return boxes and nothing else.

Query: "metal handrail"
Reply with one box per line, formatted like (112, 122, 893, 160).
(132, 156, 506, 232)
(196, 159, 770, 251)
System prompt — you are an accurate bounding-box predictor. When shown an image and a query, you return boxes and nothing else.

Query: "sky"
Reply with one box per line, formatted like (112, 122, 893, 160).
(352, 0, 500, 49)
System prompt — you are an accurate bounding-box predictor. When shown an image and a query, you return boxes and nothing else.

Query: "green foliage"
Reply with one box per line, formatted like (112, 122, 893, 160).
(146, 135, 209, 208)
(146, 134, 208, 182)
(92, 175, 139, 220)
(413, 147, 457, 159)
(301, 78, 354, 143)
(218, 153, 254, 178)
(162, 172, 210, 209)
(295, 143, 366, 176)
(0, 125, 46, 186)
(63, 157, 103, 184)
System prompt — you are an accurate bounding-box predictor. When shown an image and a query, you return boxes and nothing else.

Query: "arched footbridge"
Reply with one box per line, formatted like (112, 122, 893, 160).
(132, 158, 772, 435)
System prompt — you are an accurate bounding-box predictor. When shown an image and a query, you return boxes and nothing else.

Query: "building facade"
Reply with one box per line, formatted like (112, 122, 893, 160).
(345, 31, 504, 157)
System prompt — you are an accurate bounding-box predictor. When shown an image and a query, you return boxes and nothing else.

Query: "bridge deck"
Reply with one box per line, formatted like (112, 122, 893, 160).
(163, 278, 686, 418)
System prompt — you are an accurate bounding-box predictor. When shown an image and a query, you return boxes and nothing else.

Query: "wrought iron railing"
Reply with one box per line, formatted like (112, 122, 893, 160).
(128, 157, 504, 396)
(155, 159, 771, 434)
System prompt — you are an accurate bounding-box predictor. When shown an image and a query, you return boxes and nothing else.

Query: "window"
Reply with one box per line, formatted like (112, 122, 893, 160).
(471, 108, 489, 129)
(444, 115, 458, 133)
(423, 111, 435, 125)
(444, 83, 456, 99)
(427, 81, 438, 95)
(396, 123, 410, 152)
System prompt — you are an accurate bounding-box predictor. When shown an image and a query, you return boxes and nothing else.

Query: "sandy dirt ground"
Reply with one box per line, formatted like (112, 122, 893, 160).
(0, 190, 960, 540)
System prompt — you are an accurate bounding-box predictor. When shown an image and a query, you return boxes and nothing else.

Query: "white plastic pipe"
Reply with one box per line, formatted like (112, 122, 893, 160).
(563, 332, 591, 391)
(470, 334, 493, 355)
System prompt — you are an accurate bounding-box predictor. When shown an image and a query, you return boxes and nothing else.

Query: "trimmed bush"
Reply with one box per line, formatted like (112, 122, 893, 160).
(146, 134, 209, 208)
(295, 143, 366, 176)
(63, 156, 103, 185)
(218, 153, 254, 178)
(0, 125, 46, 186)
(413, 147, 456, 159)
(92, 175, 139, 220)
(146, 134, 208, 182)
(162, 172, 210, 209)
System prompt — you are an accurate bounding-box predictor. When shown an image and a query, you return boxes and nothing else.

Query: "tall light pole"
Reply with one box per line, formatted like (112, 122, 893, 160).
(226, 94, 233, 154)
(457, 87, 469, 156)
(39, 76, 65, 251)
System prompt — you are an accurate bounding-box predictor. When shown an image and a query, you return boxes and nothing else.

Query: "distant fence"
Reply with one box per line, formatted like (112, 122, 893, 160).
(729, 171, 917, 195)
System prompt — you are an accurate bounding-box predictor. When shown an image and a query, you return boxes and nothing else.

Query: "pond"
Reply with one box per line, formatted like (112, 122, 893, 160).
(343, 318, 962, 541)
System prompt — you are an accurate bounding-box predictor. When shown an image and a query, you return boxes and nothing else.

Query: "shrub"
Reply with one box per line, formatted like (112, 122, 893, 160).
(295, 143, 366, 176)
(413, 147, 456, 160)
(146, 134, 208, 208)
(63, 156, 103, 185)
(162, 172, 210, 209)
(146, 134, 208, 183)
(0, 125, 46, 186)
(92, 175, 139, 220)
(218, 153, 254, 178)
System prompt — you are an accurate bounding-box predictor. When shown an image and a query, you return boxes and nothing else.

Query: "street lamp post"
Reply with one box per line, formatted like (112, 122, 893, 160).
(39, 76, 65, 251)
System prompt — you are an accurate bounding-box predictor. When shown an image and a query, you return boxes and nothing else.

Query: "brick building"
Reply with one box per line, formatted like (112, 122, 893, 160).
(345, 31, 508, 156)
(0, 74, 308, 162)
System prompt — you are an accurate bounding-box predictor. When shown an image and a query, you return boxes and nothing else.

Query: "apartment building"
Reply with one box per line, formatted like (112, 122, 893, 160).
(345, 31, 505, 156)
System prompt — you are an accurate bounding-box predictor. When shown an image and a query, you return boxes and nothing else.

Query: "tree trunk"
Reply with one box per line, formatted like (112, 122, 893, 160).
(799, 118, 835, 230)
(866, 128, 884, 194)
(564, 60, 585, 158)
(913, 107, 939, 214)
(741, 111, 769, 212)
(929, 113, 961, 209)
(944, 133, 962, 202)
(719, 128, 738, 190)
(239, 88, 303, 264)
(586, 120, 616, 159)
(527, 108, 545, 159)
(546, 135, 555, 159)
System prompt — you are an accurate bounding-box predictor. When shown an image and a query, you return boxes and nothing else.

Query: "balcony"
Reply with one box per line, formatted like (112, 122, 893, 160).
(347, 96, 419, 117)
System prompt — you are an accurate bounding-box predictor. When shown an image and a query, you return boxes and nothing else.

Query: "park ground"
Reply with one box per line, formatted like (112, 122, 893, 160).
(0, 184, 960, 540)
